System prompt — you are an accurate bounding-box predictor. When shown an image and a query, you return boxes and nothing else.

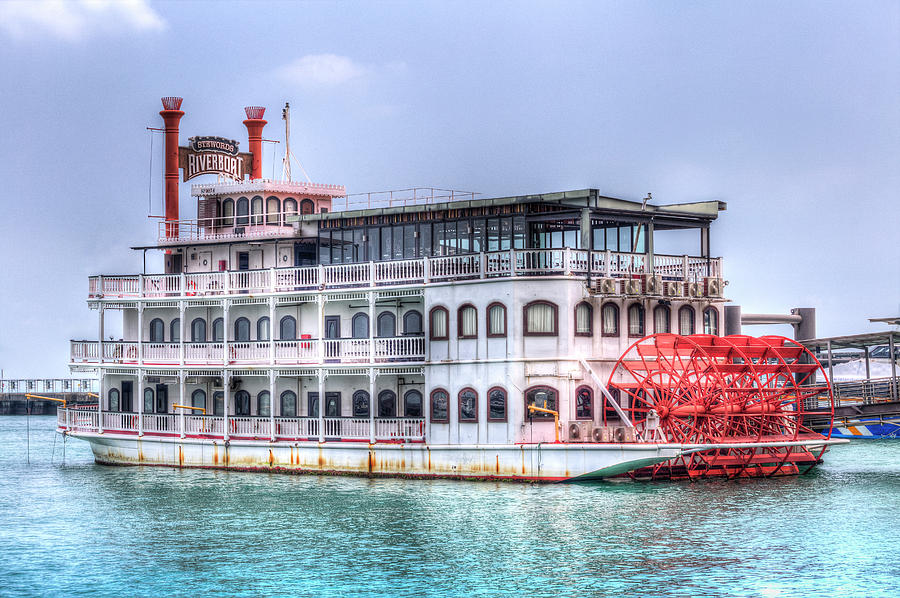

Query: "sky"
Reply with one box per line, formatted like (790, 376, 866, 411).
(0, 0, 897, 378)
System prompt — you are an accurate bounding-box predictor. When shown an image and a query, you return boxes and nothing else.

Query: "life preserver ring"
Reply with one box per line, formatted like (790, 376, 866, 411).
(186, 280, 197, 296)
(229, 345, 237, 361)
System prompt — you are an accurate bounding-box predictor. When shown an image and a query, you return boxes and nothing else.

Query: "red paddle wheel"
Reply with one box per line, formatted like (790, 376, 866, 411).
(607, 333, 834, 480)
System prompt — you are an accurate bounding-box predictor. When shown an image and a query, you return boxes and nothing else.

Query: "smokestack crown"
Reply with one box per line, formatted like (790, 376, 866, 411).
(162, 96, 183, 110)
(244, 106, 266, 119)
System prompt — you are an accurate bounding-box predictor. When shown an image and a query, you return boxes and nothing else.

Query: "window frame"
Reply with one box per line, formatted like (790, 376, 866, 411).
(487, 386, 508, 422)
(575, 385, 593, 420)
(523, 300, 559, 337)
(430, 388, 450, 423)
(654, 304, 671, 334)
(377, 389, 397, 418)
(300, 198, 315, 215)
(429, 306, 449, 340)
(457, 304, 478, 339)
(486, 302, 507, 338)
(280, 390, 297, 417)
(257, 391, 270, 417)
(351, 312, 369, 339)
(574, 301, 593, 337)
(170, 318, 181, 343)
(524, 385, 558, 420)
(403, 389, 423, 417)
(458, 387, 478, 422)
(679, 306, 696, 336)
(352, 390, 370, 417)
(402, 310, 423, 336)
(280, 315, 297, 340)
(108, 388, 120, 411)
(234, 317, 251, 342)
(257, 316, 270, 342)
(149, 318, 165, 343)
(627, 303, 645, 337)
(376, 311, 396, 338)
(703, 306, 719, 336)
(191, 389, 206, 410)
(191, 317, 207, 342)
(212, 317, 224, 342)
(601, 303, 619, 337)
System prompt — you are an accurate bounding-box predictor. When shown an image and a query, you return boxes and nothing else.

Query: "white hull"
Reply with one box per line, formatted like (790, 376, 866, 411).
(71, 432, 684, 482)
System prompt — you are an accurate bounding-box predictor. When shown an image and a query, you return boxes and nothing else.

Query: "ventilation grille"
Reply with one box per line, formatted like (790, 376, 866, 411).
(161, 96, 183, 110)
(244, 106, 266, 119)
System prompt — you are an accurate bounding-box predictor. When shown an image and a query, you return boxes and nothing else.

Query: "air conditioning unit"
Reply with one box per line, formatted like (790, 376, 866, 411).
(566, 421, 592, 443)
(666, 281, 685, 297)
(644, 275, 662, 296)
(705, 277, 723, 298)
(623, 279, 642, 295)
(591, 425, 609, 443)
(212, 377, 224, 389)
(596, 278, 617, 295)
(688, 282, 703, 297)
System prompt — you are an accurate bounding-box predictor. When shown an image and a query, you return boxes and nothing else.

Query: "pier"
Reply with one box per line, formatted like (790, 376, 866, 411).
(0, 378, 98, 415)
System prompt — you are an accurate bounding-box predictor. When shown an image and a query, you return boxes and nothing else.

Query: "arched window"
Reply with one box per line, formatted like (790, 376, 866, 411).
(487, 302, 506, 337)
(352, 390, 370, 417)
(601, 303, 619, 336)
(234, 390, 250, 416)
(251, 196, 264, 225)
(524, 301, 557, 336)
(378, 390, 396, 417)
(257, 317, 270, 341)
(458, 388, 478, 422)
(300, 199, 315, 215)
(213, 391, 224, 416)
(149, 318, 164, 342)
(458, 304, 477, 338)
(575, 302, 593, 336)
(575, 386, 593, 420)
(266, 196, 280, 225)
(351, 313, 369, 338)
(170, 318, 181, 343)
(431, 389, 449, 423)
(679, 306, 695, 335)
(143, 387, 154, 413)
(191, 389, 206, 410)
(525, 386, 558, 420)
(704, 307, 719, 336)
(377, 312, 396, 337)
(654, 305, 671, 334)
(403, 390, 423, 417)
(234, 317, 250, 342)
(430, 306, 449, 340)
(280, 390, 297, 417)
(191, 318, 207, 342)
(280, 316, 297, 340)
(222, 199, 234, 226)
(212, 318, 224, 342)
(403, 310, 423, 335)
(108, 388, 120, 411)
(488, 387, 507, 421)
(283, 198, 298, 220)
(628, 304, 645, 337)
(257, 391, 270, 417)
(324, 392, 340, 417)
(236, 197, 249, 225)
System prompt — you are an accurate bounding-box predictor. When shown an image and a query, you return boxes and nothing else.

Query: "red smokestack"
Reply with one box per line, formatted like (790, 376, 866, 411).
(160, 96, 184, 238)
(243, 106, 267, 180)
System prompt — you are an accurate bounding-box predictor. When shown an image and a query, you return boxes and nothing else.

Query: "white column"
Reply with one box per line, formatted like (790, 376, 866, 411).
(317, 368, 325, 443)
(179, 302, 186, 366)
(223, 300, 230, 365)
(368, 291, 375, 364)
(223, 370, 230, 442)
(137, 304, 144, 365)
(137, 372, 144, 436)
(368, 368, 376, 444)
(268, 297, 276, 365)
(269, 369, 276, 441)
(97, 307, 104, 433)
(317, 294, 325, 364)
(179, 371, 186, 439)
(97, 369, 104, 434)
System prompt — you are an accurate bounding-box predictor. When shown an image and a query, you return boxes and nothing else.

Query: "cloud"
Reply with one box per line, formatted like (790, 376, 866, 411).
(275, 54, 370, 90)
(0, 0, 166, 42)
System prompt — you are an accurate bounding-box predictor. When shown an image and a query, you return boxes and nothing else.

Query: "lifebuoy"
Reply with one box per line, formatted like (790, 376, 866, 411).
(229, 345, 237, 361)
(186, 280, 197, 296)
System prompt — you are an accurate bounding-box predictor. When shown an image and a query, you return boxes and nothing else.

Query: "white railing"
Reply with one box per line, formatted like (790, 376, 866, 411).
(59, 410, 426, 442)
(374, 337, 425, 362)
(1, 378, 97, 394)
(185, 342, 223, 363)
(87, 250, 723, 299)
(274, 340, 319, 364)
(143, 343, 179, 363)
(229, 342, 270, 363)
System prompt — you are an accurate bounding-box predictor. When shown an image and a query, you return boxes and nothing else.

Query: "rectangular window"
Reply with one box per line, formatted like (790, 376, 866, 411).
(420, 223, 432, 257)
(403, 224, 416, 259)
(513, 217, 526, 249)
(487, 218, 500, 251)
(444, 221, 457, 255)
(619, 227, 632, 253)
(500, 217, 512, 250)
(380, 227, 392, 261)
(525, 302, 557, 335)
(472, 218, 485, 253)
(366, 227, 379, 261)
(392, 224, 403, 260)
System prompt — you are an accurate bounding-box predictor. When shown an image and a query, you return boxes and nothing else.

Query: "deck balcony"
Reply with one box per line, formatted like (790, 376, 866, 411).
(88, 249, 723, 300)
(69, 337, 426, 367)
(57, 409, 426, 442)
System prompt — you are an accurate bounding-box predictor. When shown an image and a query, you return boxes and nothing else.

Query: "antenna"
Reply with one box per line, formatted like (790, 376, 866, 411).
(281, 102, 312, 183)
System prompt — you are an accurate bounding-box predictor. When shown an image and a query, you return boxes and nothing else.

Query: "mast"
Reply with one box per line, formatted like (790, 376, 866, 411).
(281, 102, 311, 183)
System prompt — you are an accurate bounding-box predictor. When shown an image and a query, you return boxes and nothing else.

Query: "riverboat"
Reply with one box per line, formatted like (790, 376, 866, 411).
(57, 97, 842, 481)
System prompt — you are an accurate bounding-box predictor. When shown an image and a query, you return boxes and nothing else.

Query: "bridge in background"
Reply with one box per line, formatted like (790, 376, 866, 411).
(0, 379, 98, 415)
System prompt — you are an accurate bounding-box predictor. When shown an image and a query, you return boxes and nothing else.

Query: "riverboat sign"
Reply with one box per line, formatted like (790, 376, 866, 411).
(179, 136, 252, 182)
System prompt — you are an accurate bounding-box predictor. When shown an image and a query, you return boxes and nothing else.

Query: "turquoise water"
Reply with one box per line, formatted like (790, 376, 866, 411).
(1, 416, 898, 597)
